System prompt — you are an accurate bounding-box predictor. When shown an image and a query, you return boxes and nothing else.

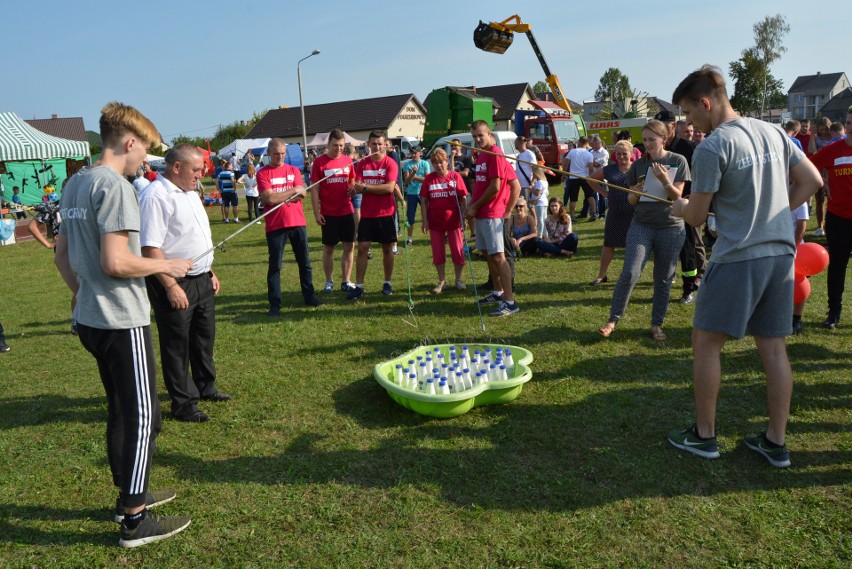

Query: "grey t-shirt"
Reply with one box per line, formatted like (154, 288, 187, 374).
(59, 165, 151, 329)
(691, 118, 804, 263)
(627, 151, 690, 228)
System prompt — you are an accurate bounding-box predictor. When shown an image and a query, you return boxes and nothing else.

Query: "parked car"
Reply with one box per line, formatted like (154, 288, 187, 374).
(426, 130, 519, 161)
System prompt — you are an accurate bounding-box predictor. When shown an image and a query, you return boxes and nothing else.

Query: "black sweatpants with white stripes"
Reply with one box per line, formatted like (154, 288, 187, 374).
(78, 324, 162, 509)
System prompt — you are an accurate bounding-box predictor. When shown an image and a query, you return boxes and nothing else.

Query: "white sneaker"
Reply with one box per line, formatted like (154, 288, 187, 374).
(812, 228, 824, 237)
(455, 280, 466, 291)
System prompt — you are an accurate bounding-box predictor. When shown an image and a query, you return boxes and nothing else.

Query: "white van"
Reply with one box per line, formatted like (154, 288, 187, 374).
(427, 131, 519, 162)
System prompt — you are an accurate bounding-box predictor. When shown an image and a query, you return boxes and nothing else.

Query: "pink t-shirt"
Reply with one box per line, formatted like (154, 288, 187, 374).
(355, 155, 398, 219)
(311, 154, 355, 216)
(257, 163, 307, 232)
(420, 171, 468, 231)
(473, 145, 516, 219)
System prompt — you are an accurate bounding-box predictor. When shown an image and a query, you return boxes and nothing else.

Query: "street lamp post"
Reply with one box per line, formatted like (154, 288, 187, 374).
(298, 50, 321, 172)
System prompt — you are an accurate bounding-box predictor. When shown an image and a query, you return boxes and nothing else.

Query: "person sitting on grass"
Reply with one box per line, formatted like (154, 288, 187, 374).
(509, 196, 538, 257)
(420, 148, 468, 294)
(536, 197, 578, 258)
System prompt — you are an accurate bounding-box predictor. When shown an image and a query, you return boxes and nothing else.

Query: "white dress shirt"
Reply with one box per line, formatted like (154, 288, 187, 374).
(139, 175, 214, 274)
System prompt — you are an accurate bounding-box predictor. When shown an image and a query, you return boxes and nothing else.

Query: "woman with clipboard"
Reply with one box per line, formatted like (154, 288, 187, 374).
(598, 120, 690, 342)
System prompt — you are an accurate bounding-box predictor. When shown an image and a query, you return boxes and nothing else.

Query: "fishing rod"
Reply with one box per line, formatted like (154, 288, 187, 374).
(448, 141, 676, 205)
(192, 150, 379, 265)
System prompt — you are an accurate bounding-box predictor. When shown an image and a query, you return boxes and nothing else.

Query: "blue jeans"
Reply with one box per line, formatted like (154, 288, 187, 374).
(536, 233, 579, 255)
(266, 226, 315, 310)
(406, 194, 420, 226)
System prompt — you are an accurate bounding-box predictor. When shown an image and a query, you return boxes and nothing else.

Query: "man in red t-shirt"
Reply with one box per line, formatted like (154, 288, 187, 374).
(347, 130, 399, 300)
(810, 107, 852, 329)
(143, 161, 158, 183)
(257, 138, 321, 315)
(310, 129, 357, 294)
(466, 120, 522, 317)
(794, 118, 812, 157)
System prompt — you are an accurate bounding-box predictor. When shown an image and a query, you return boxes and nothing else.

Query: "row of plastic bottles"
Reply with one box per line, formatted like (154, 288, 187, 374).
(391, 346, 516, 394)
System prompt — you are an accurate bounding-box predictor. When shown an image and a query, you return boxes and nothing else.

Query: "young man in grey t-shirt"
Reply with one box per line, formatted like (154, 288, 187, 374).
(666, 66, 823, 468)
(55, 102, 194, 547)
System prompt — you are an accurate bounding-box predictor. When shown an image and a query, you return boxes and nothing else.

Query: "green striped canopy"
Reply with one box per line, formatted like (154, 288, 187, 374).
(0, 112, 90, 161)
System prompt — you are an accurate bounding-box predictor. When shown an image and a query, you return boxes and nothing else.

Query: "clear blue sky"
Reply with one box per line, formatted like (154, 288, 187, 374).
(2, 0, 844, 144)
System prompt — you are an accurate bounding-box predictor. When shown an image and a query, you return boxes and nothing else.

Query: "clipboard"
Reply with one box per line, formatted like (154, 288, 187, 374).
(639, 164, 678, 202)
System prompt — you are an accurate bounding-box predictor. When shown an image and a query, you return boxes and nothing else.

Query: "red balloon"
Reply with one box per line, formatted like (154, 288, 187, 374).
(793, 274, 811, 304)
(795, 242, 829, 277)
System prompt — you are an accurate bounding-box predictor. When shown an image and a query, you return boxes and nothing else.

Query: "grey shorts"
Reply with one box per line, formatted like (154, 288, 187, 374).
(475, 218, 505, 255)
(694, 255, 794, 339)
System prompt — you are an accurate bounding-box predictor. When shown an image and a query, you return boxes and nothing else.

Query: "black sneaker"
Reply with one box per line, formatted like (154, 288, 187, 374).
(667, 424, 720, 459)
(0, 337, 9, 353)
(791, 319, 804, 335)
(341, 282, 357, 292)
(822, 314, 840, 329)
(381, 282, 393, 295)
(305, 296, 322, 307)
(678, 292, 695, 305)
(488, 300, 519, 317)
(114, 489, 178, 523)
(119, 512, 191, 548)
(478, 292, 503, 304)
(347, 287, 364, 300)
(743, 432, 791, 468)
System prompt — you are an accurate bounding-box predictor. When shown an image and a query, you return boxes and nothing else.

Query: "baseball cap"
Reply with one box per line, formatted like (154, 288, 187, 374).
(654, 110, 676, 123)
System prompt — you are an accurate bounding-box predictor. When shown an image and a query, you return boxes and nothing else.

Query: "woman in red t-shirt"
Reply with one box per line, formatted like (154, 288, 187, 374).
(420, 148, 469, 294)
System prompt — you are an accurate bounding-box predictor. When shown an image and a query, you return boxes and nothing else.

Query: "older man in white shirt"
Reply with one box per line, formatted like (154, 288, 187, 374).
(140, 144, 230, 423)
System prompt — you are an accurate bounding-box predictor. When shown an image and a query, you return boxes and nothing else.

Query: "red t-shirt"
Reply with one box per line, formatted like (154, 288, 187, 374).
(311, 154, 355, 216)
(811, 139, 852, 219)
(420, 171, 468, 231)
(473, 144, 517, 219)
(794, 132, 812, 157)
(256, 163, 307, 231)
(355, 155, 398, 219)
(144, 170, 158, 183)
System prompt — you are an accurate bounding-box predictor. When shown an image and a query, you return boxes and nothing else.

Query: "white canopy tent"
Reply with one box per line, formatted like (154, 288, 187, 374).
(305, 131, 365, 148)
(218, 138, 271, 160)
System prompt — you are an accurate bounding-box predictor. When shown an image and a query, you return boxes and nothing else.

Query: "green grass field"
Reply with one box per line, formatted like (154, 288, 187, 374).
(0, 194, 849, 568)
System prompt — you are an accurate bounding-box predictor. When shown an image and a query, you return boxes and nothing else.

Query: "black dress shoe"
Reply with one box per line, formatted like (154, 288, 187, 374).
(304, 296, 322, 307)
(590, 275, 608, 286)
(201, 391, 231, 402)
(822, 314, 840, 329)
(678, 292, 695, 305)
(173, 409, 209, 422)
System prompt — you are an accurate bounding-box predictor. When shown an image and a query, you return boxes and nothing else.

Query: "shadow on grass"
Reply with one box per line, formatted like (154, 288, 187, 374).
(157, 379, 850, 512)
(0, 506, 114, 546)
(0, 395, 104, 429)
